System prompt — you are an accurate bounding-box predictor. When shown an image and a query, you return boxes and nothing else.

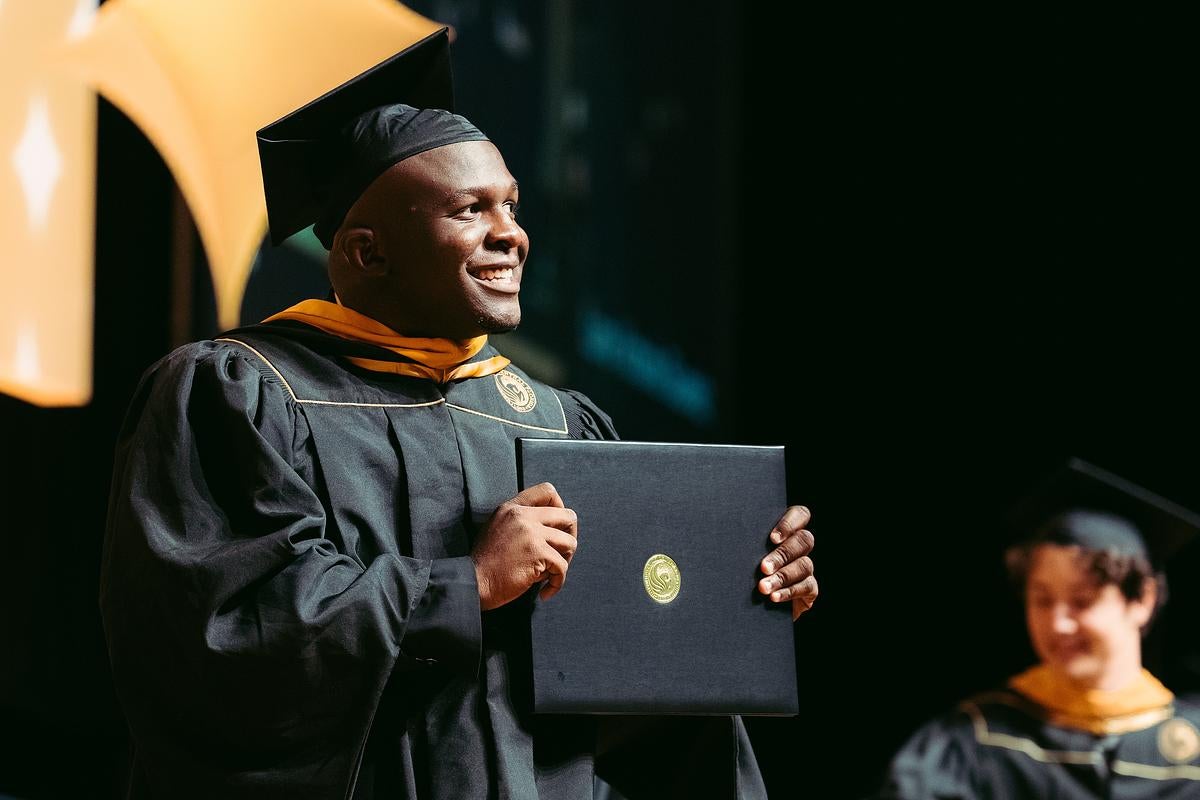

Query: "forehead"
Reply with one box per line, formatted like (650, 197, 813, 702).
(379, 140, 515, 203)
(1027, 544, 1092, 585)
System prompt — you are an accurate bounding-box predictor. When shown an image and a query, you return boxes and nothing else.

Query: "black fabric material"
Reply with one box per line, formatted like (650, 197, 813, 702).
(1037, 510, 1150, 561)
(101, 321, 766, 799)
(559, 388, 619, 441)
(596, 716, 767, 800)
(402, 556, 482, 675)
(257, 28, 464, 246)
(877, 689, 1200, 799)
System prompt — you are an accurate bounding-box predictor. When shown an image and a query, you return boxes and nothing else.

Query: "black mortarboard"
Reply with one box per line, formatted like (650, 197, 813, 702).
(257, 27, 489, 248)
(1007, 457, 1200, 568)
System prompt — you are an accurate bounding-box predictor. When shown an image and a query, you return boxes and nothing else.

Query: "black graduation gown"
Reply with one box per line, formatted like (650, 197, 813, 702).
(877, 687, 1200, 799)
(100, 322, 767, 800)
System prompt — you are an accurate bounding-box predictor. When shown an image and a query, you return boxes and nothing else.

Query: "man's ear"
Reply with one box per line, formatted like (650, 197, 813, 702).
(335, 226, 386, 277)
(1132, 577, 1158, 629)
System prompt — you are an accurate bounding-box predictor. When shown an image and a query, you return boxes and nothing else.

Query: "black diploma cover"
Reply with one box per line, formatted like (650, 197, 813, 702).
(517, 439, 799, 715)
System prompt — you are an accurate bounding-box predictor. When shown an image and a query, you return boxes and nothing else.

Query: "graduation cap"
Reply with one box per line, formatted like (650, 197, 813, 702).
(1007, 457, 1200, 569)
(257, 27, 490, 248)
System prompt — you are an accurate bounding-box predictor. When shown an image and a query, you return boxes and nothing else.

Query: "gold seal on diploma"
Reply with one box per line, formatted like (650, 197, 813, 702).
(643, 554, 681, 603)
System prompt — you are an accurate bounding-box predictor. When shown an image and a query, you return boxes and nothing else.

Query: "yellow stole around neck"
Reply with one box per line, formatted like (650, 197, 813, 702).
(263, 299, 510, 383)
(1008, 664, 1175, 735)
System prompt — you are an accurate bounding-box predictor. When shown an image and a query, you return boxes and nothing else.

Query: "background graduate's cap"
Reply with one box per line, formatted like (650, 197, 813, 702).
(257, 27, 489, 248)
(1007, 457, 1200, 568)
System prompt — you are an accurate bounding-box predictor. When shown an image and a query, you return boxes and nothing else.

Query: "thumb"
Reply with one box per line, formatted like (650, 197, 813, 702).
(512, 481, 565, 508)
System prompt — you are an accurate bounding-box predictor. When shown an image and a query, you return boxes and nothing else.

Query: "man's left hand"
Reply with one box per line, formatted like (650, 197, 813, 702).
(758, 505, 817, 621)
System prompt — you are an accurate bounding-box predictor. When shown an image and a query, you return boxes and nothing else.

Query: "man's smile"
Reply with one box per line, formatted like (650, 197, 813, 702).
(469, 265, 521, 293)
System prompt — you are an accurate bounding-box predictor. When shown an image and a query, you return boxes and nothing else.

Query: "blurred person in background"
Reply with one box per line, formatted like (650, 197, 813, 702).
(876, 459, 1200, 799)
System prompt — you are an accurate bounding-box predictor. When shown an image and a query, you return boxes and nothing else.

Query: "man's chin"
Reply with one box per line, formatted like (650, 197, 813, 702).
(1055, 657, 1103, 684)
(478, 314, 520, 335)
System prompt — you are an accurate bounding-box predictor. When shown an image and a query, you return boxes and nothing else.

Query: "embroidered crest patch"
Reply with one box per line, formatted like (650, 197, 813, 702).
(1159, 718, 1200, 764)
(495, 369, 537, 413)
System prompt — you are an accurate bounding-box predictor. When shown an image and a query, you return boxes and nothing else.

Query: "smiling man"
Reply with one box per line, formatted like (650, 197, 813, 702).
(99, 29, 817, 800)
(877, 459, 1200, 800)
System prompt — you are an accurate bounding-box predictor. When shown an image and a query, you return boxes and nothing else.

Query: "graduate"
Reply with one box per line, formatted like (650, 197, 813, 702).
(878, 459, 1200, 799)
(99, 29, 818, 799)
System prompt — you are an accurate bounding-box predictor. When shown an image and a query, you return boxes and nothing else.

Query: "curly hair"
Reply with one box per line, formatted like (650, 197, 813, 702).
(1004, 543, 1167, 629)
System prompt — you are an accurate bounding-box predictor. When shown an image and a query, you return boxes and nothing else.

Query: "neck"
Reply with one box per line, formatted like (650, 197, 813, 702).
(336, 294, 406, 336)
(343, 297, 478, 340)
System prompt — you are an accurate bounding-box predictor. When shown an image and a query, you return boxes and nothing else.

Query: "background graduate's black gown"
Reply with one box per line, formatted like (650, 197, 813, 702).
(100, 322, 767, 800)
(878, 687, 1200, 800)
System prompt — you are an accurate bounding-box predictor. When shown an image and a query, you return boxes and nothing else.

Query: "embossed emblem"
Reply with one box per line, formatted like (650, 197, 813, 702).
(643, 554, 681, 603)
(494, 369, 537, 413)
(1159, 718, 1200, 764)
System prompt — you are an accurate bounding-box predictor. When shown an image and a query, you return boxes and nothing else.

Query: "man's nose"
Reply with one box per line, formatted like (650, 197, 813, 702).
(487, 211, 524, 251)
(1052, 604, 1077, 634)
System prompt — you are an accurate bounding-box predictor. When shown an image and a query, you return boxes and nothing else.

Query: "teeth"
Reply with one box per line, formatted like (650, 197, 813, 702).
(477, 268, 513, 281)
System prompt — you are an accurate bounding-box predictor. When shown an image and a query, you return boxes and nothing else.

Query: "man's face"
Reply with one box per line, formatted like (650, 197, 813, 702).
(1024, 544, 1151, 687)
(367, 140, 528, 338)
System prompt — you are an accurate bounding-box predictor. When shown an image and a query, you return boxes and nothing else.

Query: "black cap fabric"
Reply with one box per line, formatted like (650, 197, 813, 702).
(256, 27, 489, 248)
(1008, 458, 1200, 567)
(309, 105, 487, 247)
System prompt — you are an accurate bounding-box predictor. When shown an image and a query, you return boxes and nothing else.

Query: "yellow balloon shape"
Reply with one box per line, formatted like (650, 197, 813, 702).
(64, 0, 442, 329)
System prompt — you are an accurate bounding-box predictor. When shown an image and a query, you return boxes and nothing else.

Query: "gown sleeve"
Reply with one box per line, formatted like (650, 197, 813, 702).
(875, 709, 982, 800)
(558, 387, 621, 440)
(100, 341, 479, 798)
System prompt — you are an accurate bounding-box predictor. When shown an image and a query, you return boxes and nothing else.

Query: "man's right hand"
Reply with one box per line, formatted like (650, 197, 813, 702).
(471, 482, 579, 610)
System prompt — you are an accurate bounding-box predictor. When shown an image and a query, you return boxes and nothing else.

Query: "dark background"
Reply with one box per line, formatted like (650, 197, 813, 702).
(2, 4, 1198, 798)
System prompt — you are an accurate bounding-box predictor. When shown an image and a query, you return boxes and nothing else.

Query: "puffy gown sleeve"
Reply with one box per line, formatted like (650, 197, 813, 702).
(558, 387, 620, 441)
(875, 709, 982, 800)
(100, 342, 478, 799)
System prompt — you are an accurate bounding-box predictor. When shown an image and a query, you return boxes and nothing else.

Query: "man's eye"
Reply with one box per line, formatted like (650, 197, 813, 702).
(455, 204, 481, 218)
(505, 201, 520, 218)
